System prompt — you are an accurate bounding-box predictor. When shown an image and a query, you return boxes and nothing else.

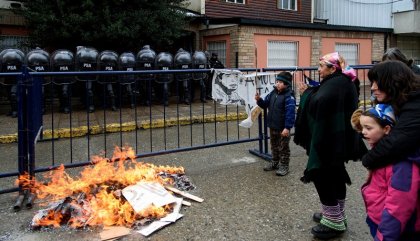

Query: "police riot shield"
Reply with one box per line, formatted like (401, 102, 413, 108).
(25, 48, 51, 85)
(97, 50, 118, 110)
(136, 45, 156, 80)
(118, 52, 136, 108)
(51, 49, 75, 113)
(174, 48, 192, 82)
(0, 48, 25, 85)
(155, 52, 173, 84)
(75, 46, 98, 112)
(51, 49, 75, 84)
(0, 48, 25, 117)
(136, 45, 156, 106)
(192, 51, 208, 81)
(26, 48, 50, 72)
(98, 50, 118, 84)
(75, 46, 98, 82)
(118, 52, 136, 85)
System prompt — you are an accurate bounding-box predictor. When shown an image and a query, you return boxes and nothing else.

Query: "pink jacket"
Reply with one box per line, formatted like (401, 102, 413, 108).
(361, 151, 420, 241)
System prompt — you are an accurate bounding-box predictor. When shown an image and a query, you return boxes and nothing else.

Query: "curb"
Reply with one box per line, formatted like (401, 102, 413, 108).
(0, 100, 372, 144)
(0, 112, 248, 144)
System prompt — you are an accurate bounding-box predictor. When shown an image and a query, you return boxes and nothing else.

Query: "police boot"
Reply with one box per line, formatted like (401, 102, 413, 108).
(184, 89, 190, 105)
(9, 85, 18, 118)
(205, 78, 213, 100)
(163, 83, 169, 106)
(86, 83, 95, 113)
(182, 81, 190, 105)
(109, 93, 117, 111)
(263, 161, 279, 171)
(62, 95, 70, 113)
(200, 80, 207, 103)
(127, 85, 135, 109)
(107, 84, 117, 111)
(61, 85, 71, 113)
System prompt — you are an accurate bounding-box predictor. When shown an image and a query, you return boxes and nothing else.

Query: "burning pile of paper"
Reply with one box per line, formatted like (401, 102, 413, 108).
(19, 146, 203, 239)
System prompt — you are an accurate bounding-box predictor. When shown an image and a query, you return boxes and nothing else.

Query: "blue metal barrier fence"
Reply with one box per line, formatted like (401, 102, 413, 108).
(0, 65, 373, 210)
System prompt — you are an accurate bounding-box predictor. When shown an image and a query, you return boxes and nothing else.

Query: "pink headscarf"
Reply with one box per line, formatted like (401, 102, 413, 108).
(319, 52, 357, 81)
(319, 52, 343, 70)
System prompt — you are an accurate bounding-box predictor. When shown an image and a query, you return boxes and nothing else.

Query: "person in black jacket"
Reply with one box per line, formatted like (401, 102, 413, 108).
(382, 47, 420, 75)
(255, 71, 296, 176)
(361, 60, 420, 169)
(207, 53, 225, 99)
(294, 52, 360, 239)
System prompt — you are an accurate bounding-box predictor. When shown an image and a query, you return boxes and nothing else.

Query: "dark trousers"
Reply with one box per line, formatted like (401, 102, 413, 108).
(269, 128, 291, 165)
(312, 167, 347, 206)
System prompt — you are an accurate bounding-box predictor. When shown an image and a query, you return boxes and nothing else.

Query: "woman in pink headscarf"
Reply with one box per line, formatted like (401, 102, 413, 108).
(294, 52, 364, 239)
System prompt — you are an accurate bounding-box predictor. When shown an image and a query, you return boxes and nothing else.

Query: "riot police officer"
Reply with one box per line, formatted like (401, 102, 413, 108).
(118, 52, 136, 109)
(209, 53, 224, 69)
(98, 50, 118, 111)
(136, 45, 156, 106)
(174, 48, 192, 105)
(51, 49, 75, 113)
(155, 52, 174, 106)
(207, 53, 225, 100)
(0, 48, 25, 117)
(25, 47, 50, 114)
(75, 46, 98, 113)
(192, 51, 208, 103)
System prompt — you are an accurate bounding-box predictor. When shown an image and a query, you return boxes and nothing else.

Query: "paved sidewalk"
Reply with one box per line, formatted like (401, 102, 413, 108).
(0, 96, 374, 241)
(0, 140, 372, 241)
(0, 98, 247, 143)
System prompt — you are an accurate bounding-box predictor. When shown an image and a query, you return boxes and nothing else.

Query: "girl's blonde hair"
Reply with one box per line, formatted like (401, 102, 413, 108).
(351, 109, 363, 132)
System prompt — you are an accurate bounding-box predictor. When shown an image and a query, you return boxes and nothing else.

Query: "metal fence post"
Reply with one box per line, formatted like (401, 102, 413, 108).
(15, 67, 29, 210)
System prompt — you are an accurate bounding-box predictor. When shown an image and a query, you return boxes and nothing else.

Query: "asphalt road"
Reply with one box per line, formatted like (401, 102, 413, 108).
(0, 135, 372, 241)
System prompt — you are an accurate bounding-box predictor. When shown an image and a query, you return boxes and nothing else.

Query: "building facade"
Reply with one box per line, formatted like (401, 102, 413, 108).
(195, 0, 410, 68)
(0, 0, 28, 51)
(1, 0, 419, 67)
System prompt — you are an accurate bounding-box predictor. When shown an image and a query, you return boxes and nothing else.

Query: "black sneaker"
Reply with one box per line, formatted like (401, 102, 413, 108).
(311, 224, 344, 240)
(263, 162, 279, 171)
(313, 212, 322, 223)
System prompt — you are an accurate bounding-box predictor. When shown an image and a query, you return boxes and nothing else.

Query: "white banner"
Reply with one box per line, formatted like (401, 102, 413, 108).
(211, 69, 277, 128)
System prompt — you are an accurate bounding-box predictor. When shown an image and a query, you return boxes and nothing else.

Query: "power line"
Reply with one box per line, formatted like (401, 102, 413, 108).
(347, 0, 403, 4)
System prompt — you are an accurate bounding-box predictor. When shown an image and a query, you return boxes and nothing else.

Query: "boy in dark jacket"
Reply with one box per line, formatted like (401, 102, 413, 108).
(255, 72, 296, 176)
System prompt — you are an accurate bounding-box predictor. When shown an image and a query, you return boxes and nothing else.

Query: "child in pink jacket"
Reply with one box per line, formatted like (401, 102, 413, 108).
(352, 104, 420, 241)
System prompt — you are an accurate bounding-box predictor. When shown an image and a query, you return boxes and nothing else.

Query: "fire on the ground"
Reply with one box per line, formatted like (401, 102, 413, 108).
(16, 146, 197, 231)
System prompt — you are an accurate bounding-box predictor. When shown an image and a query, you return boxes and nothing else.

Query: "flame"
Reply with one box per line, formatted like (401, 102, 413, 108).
(18, 146, 185, 228)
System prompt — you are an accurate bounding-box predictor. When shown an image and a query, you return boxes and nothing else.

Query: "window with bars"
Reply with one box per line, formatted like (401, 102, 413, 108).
(225, 0, 245, 4)
(207, 41, 227, 66)
(335, 43, 359, 65)
(278, 0, 297, 10)
(0, 35, 30, 53)
(267, 41, 298, 67)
